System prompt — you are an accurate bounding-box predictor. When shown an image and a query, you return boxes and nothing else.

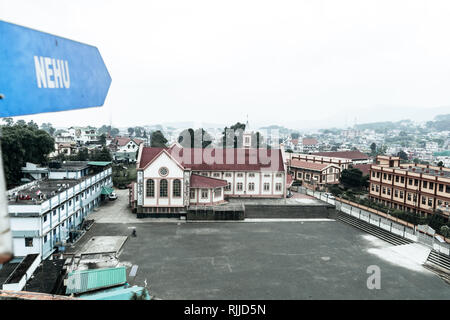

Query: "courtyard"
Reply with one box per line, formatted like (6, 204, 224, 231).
(69, 197, 450, 299)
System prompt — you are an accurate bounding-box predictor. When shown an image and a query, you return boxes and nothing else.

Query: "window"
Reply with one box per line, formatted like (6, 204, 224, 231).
(53, 210, 57, 216)
(423, 181, 428, 189)
(237, 183, 243, 191)
(382, 187, 386, 194)
(225, 173, 232, 177)
(297, 172, 303, 179)
(276, 183, 282, 191)
(201, 189, 208, 199)
(400, 191, 404, 198)
(43, 214, 47, 223)
(225, 183, 231, 191)
(276, 173, 283, 177)
(371, 185, 375, 191)
(439, 184, 444, 192)
(160, 179, 168, 197)
(388, 174, 391, 181)
(248, 173, 255, 177)
(383, 173, 387, 180)
(446, 185, 450, 193)
(159, 167, 168, 177)
(213, 173, 220, 177)
(214, 188, 222, 197)
(44, 235, 48, 243)
(394, 189, 398, 197)
(409, 179, 412, 185)
(69, 200, 72, 206)
(173, 179, 181, 197)
(400, 177, 405, 183)
(237, 173, 243, 177)
(414, 179, 418, 186)
(387, 188, 391, 195)
(395, 176, 399, 183)
(428, 198, 433, 206)
(61, 204, 65, 210)
(264, 174, 271, 178)
(429, 182, 434, 190)
(25, 238, 33, 247)
(264, 183, 270, 191)
(146, 179, 155, 197)
(422, 197, 426, 205)
(190, 189, 196, 199)
(248, 183, 255, 191)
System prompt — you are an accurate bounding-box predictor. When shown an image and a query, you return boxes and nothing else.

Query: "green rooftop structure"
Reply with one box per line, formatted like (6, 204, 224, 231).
(78, 285, 151, 300)
(66, 266, 127, 295)
(101, 186, 115, 195)
(87, 161, 112, 166)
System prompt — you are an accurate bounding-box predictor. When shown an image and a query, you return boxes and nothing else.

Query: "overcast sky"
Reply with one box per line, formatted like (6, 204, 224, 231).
(1, 0, 450, 130)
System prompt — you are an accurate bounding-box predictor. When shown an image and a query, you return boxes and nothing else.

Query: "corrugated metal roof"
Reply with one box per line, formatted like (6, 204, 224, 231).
(66, 267, 127, 294)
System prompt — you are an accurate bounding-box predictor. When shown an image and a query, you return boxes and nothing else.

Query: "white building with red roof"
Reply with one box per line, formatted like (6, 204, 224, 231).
(130, 143, 289, 215)
(289, 159, 341, 190)
(109, 137, 144, 162)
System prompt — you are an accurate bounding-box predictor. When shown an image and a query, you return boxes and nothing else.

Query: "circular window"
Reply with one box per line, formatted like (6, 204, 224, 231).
(159, 167, 169, 177)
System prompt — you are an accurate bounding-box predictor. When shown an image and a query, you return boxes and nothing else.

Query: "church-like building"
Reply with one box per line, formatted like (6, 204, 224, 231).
(129, 140, 292, 215)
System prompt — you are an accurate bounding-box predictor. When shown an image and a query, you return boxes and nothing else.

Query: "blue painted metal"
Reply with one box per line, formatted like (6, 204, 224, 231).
(0, 20, 111, 117)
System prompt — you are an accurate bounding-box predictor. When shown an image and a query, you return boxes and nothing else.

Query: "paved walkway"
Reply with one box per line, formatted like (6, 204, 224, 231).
(89, 189, 182, 224)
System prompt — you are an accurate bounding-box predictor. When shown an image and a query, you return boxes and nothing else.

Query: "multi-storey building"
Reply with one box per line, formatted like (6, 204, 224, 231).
(311, 150, 371, 164)
(288, 159, 341, 190)
(130, 144, 290, 215)
(286, 153, 352, 171)
(7, 161, 113, 260)
(369, 156, 450, 218)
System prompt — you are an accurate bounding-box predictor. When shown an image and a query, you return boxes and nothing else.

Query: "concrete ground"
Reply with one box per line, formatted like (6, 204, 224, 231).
(71, 221, 450, 300)
(69, 188, 450, 300)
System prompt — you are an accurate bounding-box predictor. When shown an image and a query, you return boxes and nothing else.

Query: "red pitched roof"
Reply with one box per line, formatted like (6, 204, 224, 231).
(190, 174, 228, 188)
(289, 159, 332, 171)
(113, 137, 144, 147)
(311, 150, 369, 160)
(302, 138, 318, 145)
(138, 147, 285, 172)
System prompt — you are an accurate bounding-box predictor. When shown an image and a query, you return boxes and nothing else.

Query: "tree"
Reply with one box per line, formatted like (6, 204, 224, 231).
(437, 161, 444, 168)
(40, 123, 56, 136)
(340, 168, 367, 190)
(370, 143, 376, 155)
(90, 147, 112, 161)
(99, 134, 107, 146)
(222, 122, 246, 148)
(2, 118, 13, 126)
(150, 130, 168, 148)
(127, 127, 135, 137)
(397, 150, 408, 161)
(178, 128, 213, 148)
(1, 123, 55, 187)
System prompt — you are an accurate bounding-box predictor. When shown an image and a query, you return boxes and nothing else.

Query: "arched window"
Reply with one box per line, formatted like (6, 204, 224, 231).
(160, 179, 168, 198)
(173, 179, 181, 197)
(146, 179, 154, 197)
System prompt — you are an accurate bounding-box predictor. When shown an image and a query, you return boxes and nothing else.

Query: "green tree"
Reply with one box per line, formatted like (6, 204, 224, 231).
(1, 123, 55, 187)
(40, 122, 56, 136)
(370, 143, 376, 155)
(340, 168, 368, 190)
(90, 147, 112, 161)
(99, 134, 107, 146)
(127, 127, 135, 137)
(222, 122, 246, 148)
(150, 130, 168, 148)
(397, 150, 408, 161)
(437, 161, 444, 167)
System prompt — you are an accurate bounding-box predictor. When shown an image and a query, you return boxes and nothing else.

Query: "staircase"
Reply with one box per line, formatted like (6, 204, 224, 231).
(424, 250, 450, 281)
(336, 211, 413, 246)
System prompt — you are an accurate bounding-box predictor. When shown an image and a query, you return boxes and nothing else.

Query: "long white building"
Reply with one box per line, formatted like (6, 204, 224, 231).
(7, 161, 113, 260)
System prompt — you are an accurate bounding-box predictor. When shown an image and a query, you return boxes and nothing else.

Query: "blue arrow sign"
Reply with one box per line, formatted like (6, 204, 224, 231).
(0, 20, 111, 117)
